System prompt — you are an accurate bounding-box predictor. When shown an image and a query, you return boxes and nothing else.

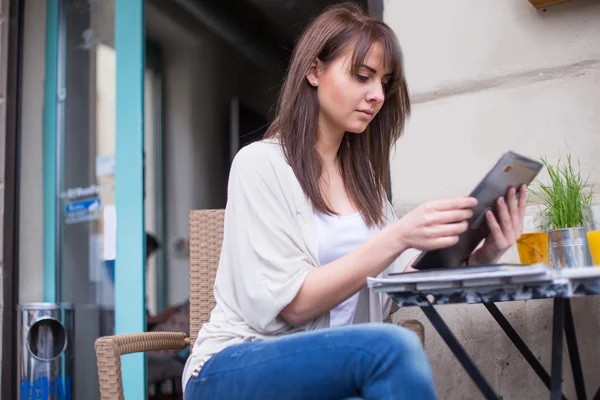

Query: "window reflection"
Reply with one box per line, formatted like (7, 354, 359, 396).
(60, 1, 115, 398)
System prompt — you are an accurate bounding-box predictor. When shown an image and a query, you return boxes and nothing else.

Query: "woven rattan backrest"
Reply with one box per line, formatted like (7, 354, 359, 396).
(188, 209, 225, 350)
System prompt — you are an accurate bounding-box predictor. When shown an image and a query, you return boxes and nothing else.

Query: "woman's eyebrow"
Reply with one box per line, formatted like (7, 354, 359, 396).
(360, 64, 393, 77)
(360, 64, 377, 74)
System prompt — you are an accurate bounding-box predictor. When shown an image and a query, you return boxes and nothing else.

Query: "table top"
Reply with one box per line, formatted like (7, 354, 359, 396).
(368, 265, 600, 307)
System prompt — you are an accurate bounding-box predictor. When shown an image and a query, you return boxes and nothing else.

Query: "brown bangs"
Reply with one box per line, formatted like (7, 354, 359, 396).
(348, 22, 404, 98)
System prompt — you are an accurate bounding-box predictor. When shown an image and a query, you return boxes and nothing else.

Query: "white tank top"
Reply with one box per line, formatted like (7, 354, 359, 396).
(313, 209, 381, 327)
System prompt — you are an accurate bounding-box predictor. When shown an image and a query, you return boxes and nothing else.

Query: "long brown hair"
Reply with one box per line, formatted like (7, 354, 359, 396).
(264, 2, 410, 227)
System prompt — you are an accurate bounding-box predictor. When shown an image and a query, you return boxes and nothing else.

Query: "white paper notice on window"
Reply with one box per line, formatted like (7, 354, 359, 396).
(103, 204, 117, 260)
(96, 154, 115, 177)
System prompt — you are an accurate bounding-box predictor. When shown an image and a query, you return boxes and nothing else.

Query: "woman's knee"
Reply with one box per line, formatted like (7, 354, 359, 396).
(353, 323, 424, 356)
(353, 324, 434, 385)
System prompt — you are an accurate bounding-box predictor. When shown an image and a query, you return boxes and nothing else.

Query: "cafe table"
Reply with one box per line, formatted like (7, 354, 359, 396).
(368, 264, 600, 400)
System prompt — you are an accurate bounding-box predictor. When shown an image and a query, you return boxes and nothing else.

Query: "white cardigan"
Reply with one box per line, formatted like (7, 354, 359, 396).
(182, 139, 419, 389)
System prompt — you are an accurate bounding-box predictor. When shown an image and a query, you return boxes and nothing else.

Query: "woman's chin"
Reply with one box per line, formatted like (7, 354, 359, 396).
(344, 124, 369, 134)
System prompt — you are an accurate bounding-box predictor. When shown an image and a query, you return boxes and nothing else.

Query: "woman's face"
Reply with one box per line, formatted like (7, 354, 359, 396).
(310, 41, 391, 136)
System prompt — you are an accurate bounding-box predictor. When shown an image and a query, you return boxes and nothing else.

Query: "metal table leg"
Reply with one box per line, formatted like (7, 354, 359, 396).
(564, 300, 586, 400)
(551, 298, 565, 400)
(420, 304, 501, 400)
(483, 302, 568, 400)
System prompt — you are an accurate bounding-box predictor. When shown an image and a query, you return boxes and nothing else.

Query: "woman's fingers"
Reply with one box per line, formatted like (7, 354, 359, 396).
(486, 211, 508, 247)
(430, 197, 477, 212)
(433, 209, 474, 225)
(431, 235, 461, 249)
(496, 196, 515, 240)
(428, 221, 469, 238)
(422, 197, 475, 226)
(507, 187, 520, 234)
(411, 187, 529, 252)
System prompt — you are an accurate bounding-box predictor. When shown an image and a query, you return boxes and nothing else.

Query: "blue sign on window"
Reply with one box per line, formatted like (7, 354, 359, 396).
(20, 376, 71, 400)
(64, 197, 102, 225)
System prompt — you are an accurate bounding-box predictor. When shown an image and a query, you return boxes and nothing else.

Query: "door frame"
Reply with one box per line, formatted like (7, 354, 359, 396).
(1, 0, 25, 398)
(114, 0, 147, 398)
(43, 0, 61, 303)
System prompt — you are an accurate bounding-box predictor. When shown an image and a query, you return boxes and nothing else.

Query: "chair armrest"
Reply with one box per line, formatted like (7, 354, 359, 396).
(95, 331, 189, 400)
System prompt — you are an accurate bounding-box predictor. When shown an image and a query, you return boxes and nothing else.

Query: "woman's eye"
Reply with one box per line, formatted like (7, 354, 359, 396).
(356, 75, 369, 82)
(382, 81, 390, 89)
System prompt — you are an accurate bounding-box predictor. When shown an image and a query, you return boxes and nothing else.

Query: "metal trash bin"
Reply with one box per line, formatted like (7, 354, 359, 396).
(17, 302, 74, 400)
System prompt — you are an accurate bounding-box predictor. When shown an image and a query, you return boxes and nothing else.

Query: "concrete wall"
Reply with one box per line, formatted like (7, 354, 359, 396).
(146, 3, 281, 306)
(386, 0, 600, 398)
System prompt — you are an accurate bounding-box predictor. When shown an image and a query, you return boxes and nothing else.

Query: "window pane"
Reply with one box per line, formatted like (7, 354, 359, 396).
(60, 1, 115, 398)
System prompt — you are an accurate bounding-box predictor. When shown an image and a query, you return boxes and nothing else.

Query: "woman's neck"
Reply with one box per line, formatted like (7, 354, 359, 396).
(316, 120, 345, 167)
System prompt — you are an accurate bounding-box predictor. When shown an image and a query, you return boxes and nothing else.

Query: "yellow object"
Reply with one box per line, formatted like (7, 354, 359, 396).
(528, 0, 569, 8)
(517, 232, 549, 265)
(587, 230, 600, 266)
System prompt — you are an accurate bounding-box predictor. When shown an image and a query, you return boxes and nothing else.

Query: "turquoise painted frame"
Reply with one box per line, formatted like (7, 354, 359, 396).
(115, 0, 147, 398)
(43, 0, 59, 303)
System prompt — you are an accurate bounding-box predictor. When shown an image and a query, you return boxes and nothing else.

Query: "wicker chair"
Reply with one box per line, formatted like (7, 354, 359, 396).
(94, 209, 425, 399)
(95, 209, 224, 400)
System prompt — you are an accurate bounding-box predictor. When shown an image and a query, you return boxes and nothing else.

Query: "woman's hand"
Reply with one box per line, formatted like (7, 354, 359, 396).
(468, 185, 527, 266)
(394, 196, 478, 252)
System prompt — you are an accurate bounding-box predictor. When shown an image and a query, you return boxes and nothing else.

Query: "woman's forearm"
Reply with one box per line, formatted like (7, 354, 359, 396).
(280, 225, 407, 327)
(280, 196, 477, 327)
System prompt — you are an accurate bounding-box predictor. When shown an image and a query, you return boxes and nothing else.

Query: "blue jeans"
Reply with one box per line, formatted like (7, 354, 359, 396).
(184, 323, 437, 400)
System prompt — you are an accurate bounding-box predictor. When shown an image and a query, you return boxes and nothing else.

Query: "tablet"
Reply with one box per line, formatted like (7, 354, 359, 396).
(411, 151, 544, 270)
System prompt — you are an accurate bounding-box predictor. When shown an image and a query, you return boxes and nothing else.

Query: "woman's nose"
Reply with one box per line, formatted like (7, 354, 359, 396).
(367, 83, 385, 104)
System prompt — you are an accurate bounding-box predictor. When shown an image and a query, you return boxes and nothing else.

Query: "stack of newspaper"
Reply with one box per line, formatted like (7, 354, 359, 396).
(367, 264, 600, 291)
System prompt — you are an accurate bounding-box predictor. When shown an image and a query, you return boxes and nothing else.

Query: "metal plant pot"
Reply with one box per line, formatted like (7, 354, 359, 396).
(548, 227, 593, 268)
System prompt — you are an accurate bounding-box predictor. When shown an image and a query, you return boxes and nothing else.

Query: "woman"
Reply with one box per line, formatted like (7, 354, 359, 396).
(183, 3, 526, 399)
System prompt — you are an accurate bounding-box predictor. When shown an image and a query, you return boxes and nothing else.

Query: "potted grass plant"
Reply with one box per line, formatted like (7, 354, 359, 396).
(527, 151, 594, 268)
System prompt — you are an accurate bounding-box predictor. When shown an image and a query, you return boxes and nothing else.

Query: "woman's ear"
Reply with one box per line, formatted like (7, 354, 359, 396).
(306, 58, 321, 87)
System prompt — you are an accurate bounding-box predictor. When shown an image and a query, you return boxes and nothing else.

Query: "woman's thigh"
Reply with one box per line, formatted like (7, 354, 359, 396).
(184, 323, 436, 400)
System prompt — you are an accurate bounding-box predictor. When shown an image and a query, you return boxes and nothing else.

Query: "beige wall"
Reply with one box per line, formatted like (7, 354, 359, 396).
(386, 0, 600, 398)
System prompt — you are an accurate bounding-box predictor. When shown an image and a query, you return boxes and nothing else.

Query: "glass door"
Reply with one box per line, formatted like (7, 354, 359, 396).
(144, 43, 167, 319)
(45, 0, 146, 398)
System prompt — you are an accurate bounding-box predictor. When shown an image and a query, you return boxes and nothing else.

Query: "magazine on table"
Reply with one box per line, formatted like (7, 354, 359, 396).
(367, 264, 600, 288)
